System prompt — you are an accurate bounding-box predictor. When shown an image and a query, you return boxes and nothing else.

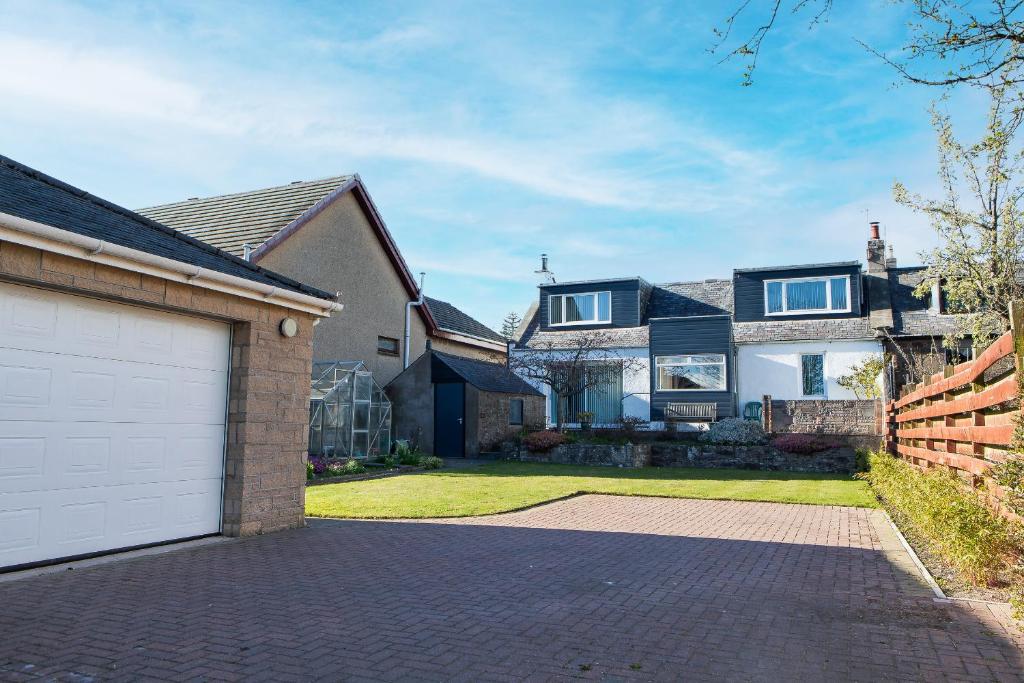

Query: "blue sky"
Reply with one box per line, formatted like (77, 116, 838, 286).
(0, 0, 985, 329)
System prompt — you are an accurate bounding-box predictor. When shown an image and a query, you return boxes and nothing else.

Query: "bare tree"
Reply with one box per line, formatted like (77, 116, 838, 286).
(894, 80, 1024, 349)
(510, 331, 643, 431)
(712, 1, 1024, 88)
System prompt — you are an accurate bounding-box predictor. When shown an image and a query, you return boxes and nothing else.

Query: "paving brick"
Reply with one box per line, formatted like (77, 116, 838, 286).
(1, 496, 1021, 681)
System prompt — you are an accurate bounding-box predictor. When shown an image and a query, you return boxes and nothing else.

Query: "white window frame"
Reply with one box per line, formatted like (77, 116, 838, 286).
(763, 275, 851, 316)
(655, 354, 727, 392)
(799, 352, 827, 398)
(548, 291, 612, 326)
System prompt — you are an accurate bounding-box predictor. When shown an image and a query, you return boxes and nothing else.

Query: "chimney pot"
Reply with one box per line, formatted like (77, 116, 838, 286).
(869, 221, 880, 240)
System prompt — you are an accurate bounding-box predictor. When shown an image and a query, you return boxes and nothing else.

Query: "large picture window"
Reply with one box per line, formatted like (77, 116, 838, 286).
(549, 362, 622, 424)
(655, 354, 727, 392)
(549, 291, 612, 326)
(800, 353, 826, 396)
(765, 276, 851, 315)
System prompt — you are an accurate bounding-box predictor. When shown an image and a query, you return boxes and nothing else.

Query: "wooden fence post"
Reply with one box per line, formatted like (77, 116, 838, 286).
(1010, 300, 1024, 373)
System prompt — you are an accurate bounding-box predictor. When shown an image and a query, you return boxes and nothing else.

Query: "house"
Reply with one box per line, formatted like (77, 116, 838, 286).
(387, 349, 544, 457)
(732, 260, 879, 412)
(0, 155, 338, 571)
(138, 176, 503, 385)
(512, 223, 958, 430)
(516, 276, 734, 427)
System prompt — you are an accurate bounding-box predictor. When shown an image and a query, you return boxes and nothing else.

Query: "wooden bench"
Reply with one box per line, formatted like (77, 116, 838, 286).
(664, 402, 718, 422)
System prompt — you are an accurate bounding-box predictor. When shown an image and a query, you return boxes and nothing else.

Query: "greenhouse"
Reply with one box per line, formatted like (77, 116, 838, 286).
(309, 360, 392, 460)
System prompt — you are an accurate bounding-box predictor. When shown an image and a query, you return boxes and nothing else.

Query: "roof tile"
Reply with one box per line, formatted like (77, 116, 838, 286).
(0, 155, 333, 300)
(138, 176, 355, 256)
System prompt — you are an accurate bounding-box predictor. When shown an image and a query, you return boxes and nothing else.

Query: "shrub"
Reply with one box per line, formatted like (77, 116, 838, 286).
(324, 458, 366, 477)
(700, 418, 767, 445)
(855, 448, 870, 473)
(619, 415, 649, 434)
(420, 456, 444, 470)
(860, 451, 1019, 586)
(771, 433, 842, 454)
(376, 454, 398, 468)
(522, 430, 567, 452)
(306, 459, 315, 480)
(309, 456, 328, 476)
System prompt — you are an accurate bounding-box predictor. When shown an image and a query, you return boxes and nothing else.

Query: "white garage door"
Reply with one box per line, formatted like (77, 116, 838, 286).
(0, 281, 230, 570)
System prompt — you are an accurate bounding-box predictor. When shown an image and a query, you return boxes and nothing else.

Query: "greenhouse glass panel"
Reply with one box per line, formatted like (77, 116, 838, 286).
(309, 361, 392, 460)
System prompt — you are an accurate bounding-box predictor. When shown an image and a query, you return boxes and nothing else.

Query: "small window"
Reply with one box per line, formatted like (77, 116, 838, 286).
(509, 398, 524, 425)
(377, 336, 400, 356)
(800, 354, 825, 396)
(765, 276, 851, 315)
(656, 354, 727, 392)
(548, 291, 612, 326)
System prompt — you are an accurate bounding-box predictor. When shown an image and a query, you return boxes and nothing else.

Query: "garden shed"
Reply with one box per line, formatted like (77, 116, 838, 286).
(387, 349, 544, 457)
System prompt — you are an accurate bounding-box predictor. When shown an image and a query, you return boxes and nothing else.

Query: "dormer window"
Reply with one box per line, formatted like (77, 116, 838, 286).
(764, 276, 850, 316)
(549, 291, 611, 326)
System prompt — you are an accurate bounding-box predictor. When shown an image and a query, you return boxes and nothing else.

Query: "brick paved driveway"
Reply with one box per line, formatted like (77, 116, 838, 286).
(1, 495, 1022, 682)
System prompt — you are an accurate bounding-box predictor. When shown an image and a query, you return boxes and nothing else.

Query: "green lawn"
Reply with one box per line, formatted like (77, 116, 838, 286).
(305, 462, 877, 519)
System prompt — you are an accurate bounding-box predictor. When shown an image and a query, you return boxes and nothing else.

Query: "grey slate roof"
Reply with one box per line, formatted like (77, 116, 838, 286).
(433, 351, 542, 395)
(0, 155, 333, 300)
(137, 175, 355, 256)
(517, 315, 649, 349)
(887, 267, 962, 337)
(732, 317, 875, 343)
(647, 279, 733, 319)
(424, 296, 505, 343)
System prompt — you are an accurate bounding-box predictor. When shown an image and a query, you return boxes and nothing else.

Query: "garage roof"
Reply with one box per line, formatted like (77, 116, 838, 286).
(0, 155, 334, 300)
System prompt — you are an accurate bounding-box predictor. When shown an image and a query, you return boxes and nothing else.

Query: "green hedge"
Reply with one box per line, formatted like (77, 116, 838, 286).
(860, 451, 1019, 586)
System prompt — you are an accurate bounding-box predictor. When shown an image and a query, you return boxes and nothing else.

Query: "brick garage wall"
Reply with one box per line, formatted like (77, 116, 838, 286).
(770, 399, 882, 436)
(477, 392, 545, 453)
(0, 240, 319, 537)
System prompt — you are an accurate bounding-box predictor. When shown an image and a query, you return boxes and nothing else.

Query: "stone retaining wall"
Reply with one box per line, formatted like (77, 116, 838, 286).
(651, 443, 855, 474)
(770, 399, 882, 436)
(499, 442, 651, 467)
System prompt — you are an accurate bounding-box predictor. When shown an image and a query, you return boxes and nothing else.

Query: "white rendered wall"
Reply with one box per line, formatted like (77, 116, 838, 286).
(736, 339, 883, 408)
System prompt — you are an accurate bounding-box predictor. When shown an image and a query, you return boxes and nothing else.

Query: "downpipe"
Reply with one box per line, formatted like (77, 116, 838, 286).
(403, 272, 425, 369)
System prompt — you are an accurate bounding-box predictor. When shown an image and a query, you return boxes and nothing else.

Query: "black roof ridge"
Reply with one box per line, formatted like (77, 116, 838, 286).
(0, 155, 334, 301)
(137, 174, 356, 210)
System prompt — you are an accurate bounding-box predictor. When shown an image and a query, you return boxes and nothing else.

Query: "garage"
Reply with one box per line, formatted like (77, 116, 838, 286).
(0, 281, 230, 569)
(0, 154, 339, 571)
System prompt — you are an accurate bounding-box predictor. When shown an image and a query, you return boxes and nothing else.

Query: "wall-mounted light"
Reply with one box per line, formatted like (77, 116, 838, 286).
(279, 317, 299, 338)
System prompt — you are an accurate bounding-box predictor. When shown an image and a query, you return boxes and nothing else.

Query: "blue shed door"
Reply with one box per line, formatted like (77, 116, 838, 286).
(434, 383, 465, 457)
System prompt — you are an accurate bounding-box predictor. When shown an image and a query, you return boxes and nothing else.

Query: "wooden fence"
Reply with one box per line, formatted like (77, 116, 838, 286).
(885, 306, 1022, 498)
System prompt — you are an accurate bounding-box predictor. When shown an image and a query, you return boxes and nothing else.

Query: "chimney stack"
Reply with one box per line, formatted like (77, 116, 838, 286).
(534, 253, 556, 284)
(867, 221, 886, 273)
(865, 221, 895, 331)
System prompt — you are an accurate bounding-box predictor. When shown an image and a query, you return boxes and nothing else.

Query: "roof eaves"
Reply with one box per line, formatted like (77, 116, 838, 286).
(249, 176, 360, 261)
